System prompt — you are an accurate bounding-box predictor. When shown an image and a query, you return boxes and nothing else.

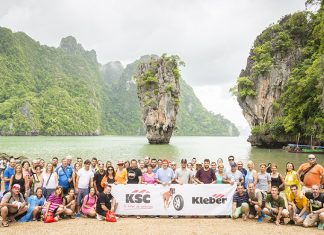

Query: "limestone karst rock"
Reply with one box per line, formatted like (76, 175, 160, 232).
(135, 55, 182, 144)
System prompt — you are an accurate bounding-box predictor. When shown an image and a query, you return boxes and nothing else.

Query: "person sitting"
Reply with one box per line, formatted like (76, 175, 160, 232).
(287, 184, 308, 225)
(62, 188, 76, 218)
(96, 185, 117, 221)
(80, 187, 97, 218)
(18, 187, 45, 222)
(0, 184, 28, 227)
(42, 186, 64, 221)
(263, 186, 289, 226)
(232, 184, 249, 221)
(303, 184, 324, 230)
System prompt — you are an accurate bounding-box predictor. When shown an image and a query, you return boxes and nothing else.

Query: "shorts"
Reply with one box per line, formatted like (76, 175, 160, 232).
(234, 203, 249, 218)
(77, 188, 89, 206)
(295, 207, 308, 221)
(303, 213, 320, 227)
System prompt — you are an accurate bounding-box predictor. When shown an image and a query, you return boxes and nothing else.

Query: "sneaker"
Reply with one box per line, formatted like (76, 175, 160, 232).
(261, 211, 265, 218)
(287, 220, 295, 225)
(96, 214, 103, 221)
(257, 216, 262, 222)
(318, 222, 324, 230)
(75, 213, 81, 218)
(136, 216, 141, 219)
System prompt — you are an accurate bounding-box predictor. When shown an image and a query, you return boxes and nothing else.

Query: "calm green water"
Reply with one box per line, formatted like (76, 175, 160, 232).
(0, 136, 323, 173)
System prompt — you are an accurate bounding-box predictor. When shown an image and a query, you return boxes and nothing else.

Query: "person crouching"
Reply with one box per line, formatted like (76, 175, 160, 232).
(0, 184, 28, 227)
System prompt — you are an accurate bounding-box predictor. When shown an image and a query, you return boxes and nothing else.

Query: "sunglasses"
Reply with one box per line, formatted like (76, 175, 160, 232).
(108, 169, 114, 171)
(308, 158, 315, 160)
(229, 159, 234, 161)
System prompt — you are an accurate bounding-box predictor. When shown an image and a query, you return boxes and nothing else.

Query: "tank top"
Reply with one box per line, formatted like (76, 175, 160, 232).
(271, 173, 282, 188)
(244, 170, 255, 188)
(12, 174, 25, 194)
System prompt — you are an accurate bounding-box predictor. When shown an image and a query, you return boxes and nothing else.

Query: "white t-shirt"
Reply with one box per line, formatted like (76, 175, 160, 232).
(42, 171, 57, 189)
(77, 168, 94, 189)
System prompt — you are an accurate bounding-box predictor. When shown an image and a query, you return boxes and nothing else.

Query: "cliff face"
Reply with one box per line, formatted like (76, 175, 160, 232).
(134, 55, 181, 144)
(236, 9, 324, 147)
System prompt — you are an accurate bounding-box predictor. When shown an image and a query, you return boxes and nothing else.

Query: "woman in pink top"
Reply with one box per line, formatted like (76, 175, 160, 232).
(142, 165, 156, 184)
(80, 187, 97, 217)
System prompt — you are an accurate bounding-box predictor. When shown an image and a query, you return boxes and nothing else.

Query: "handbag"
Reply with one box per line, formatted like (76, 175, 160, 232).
(42, 173, 53, 198)
(105, 211, 117, 222)
(44, 211, 56, 223)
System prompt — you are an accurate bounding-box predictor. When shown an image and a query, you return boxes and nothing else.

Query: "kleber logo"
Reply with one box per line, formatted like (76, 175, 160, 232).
(192, 193, 227, 204)
(126, 189, 151, 203)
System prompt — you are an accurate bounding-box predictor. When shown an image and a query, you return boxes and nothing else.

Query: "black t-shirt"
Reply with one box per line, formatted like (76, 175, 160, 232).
(96, 192, 114, 216)
(305, 192, 324, 211)
(127, 167, 142, 184)
(93, 171, 106, 193)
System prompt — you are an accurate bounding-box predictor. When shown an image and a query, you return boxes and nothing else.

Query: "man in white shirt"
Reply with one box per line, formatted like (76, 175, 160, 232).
(75, 159, 94, 217)
(175, 159, 191, 184)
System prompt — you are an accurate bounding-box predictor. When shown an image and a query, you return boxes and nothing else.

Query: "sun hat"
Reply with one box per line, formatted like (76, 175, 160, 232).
(117, 160, 124, 165)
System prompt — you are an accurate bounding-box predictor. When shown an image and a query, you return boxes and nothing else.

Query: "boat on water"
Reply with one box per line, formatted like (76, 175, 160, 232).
(283, 144, 324, 154)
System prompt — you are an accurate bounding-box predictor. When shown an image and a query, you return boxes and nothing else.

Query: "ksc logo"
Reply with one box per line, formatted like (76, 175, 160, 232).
(126, 189, 151, 203)
(192, 194, 227, 204)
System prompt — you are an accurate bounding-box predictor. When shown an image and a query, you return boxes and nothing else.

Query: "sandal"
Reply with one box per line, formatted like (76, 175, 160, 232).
(2, 221, 9, 227)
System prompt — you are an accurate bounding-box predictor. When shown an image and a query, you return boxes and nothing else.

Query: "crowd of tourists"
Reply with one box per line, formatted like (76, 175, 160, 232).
(0, 154, 323, 230)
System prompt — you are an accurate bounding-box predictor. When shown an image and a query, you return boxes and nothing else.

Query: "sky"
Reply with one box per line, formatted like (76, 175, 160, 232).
(0, 0, 307, 132)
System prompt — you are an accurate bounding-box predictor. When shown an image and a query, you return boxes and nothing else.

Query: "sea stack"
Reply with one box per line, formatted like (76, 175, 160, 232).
(135, 55, 183, 144)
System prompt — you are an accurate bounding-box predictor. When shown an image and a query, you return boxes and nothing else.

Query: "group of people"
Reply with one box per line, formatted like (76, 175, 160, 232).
(0, 154, 322, 230)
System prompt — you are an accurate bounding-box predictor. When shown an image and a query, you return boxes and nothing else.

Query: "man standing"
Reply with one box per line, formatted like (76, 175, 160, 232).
(94, 162, 106, 194)
(223, 162, 244, 185)
(90, 157, 98, 174)
(237, 161, 247, 179)
(175, 159, 191, 184)
(96, 185, 117, 221)
(297, 154, 323, 192)
(66, 155, 73, 166)
(0, 184, 27, 227)
(155, 160, 174, 185)
(256, 163, 271, 193)
(287, 184, 308, 225)
(232, 184, 249, 220)
(127, 159, 142, 184)
(151, 158, 159, 174)
(195, 159, 216, 184)
(3, 158, 15, 192)
(56, 157, 73, 195)
(263, 186, 289, 226)
(211, 162, 217, 172)
(303, 184, 324, 230)
(225, 156, 235, 173)
(144, 156, 150, 168)
(76, 160, 94, 217)
(51, 157, 59, 169)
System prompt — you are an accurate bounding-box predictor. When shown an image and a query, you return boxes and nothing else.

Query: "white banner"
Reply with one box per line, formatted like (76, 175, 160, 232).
(111, 184, 236, 216)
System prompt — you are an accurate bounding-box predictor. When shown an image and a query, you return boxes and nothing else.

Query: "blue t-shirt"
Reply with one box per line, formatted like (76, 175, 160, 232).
(3, 166, 15, 191)
(55, 166, 73, 188)
(155, 167, 174, 183)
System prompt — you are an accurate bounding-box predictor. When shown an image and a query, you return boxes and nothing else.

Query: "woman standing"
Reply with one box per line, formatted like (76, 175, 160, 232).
(101, 166, 116, 188)
(72, 163, 81, 191)
(18, 187, 45, 222)
(142, 165, 156, 184)
(80, 187, 97, 218)
(284, 162, 301, 197)
(115, 160, 127, 184)
(22, 161, 32, 196)
(216, 163, 224, 184)
(139, 160, 147, 174)
(42, 163, 58, 199)
(9, 164, 28, 198)
(244, 161, 257, 189)
(30, 165, 43, 195)
(270, 163, 284, 191)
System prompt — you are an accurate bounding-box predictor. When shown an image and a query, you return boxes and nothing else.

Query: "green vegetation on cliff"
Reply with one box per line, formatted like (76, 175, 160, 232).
(0, 27, 239, 136)
(233, 0, 324, 144)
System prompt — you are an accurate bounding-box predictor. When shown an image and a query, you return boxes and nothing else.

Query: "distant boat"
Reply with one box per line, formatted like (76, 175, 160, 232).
(283, 144, 324, 154)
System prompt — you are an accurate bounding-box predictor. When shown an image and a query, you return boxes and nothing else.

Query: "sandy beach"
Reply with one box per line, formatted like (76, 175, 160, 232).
(1, 217, 322, 235)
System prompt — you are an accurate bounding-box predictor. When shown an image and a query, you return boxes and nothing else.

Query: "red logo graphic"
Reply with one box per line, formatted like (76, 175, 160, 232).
(212, 194, 224, 199)
(131, 189, 150, 194)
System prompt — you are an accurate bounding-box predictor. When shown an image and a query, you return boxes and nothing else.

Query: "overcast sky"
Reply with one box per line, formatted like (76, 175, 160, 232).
(0, 0, 306, 131)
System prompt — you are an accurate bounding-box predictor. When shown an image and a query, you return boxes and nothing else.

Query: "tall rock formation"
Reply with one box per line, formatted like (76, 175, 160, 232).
(134, 55, 181, 144)
(235, 7, 324, 147)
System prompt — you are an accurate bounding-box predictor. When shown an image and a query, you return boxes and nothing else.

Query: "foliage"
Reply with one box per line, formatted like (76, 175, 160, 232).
(236, 77, 256, 98)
